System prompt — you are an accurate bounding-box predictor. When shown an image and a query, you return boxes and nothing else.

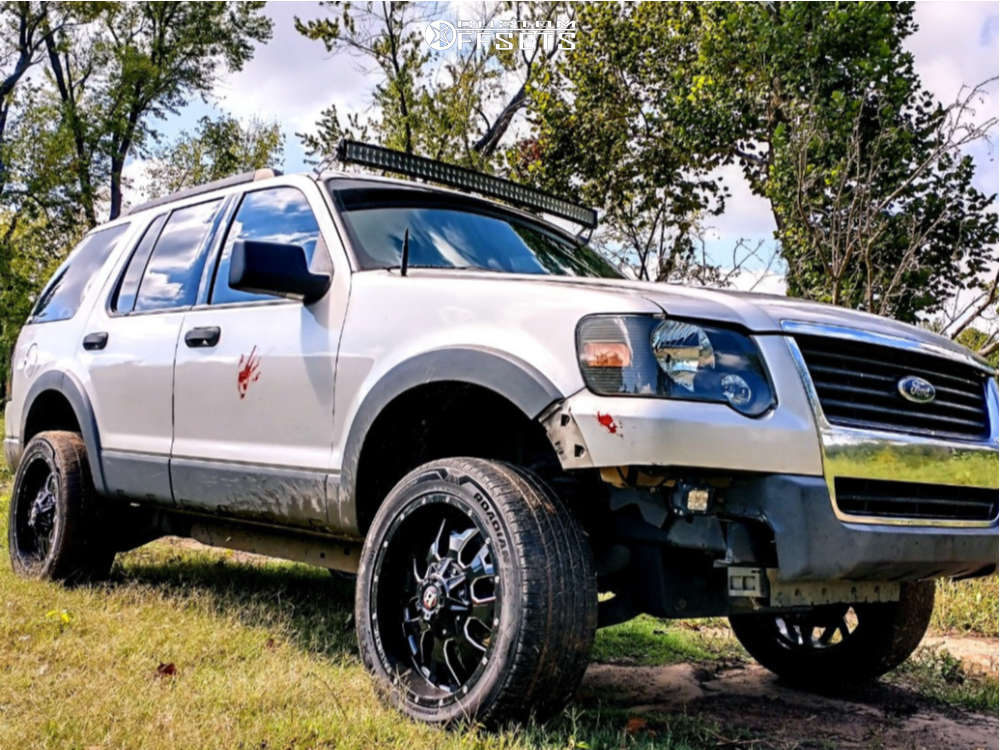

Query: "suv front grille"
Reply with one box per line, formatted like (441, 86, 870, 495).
(794, 334, 990, 440)
(834, 478, 999, 522)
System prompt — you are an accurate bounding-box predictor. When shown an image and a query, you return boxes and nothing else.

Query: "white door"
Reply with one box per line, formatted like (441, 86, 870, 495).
(83, 200, 224, 502)
(170, 183, 345, 527)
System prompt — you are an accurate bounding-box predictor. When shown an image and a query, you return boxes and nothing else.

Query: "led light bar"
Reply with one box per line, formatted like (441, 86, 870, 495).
(335, 139, 598, 229)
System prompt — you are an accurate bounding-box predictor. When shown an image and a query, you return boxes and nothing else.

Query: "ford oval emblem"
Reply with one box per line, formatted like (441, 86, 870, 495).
(897, 375, 936, 404)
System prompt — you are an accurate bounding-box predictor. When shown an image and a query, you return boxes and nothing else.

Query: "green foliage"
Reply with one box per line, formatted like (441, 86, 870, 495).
(895, 646, 1000, 712)
(145, 115, 284, 198)
(297, 2, 572, 173)
(524, 3, 734, 281)
(0, 2, 272, 396)
(526, 2, 997, 311)
(295, 2, 431, 159)
(932, 575, 1000, 636)
(43, 1, 273, 221)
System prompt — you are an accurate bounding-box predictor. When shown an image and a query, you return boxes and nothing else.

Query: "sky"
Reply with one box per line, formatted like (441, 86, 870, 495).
(136, 1, 999, 293)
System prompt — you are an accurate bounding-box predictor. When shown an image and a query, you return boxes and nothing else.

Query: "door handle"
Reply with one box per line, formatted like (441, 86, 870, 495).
(82, 331, 108, 351)
(184, 326, 221, 348)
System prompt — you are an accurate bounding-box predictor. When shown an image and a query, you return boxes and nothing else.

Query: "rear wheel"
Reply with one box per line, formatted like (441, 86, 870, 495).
(728, 582, 934, 686)
(355, 458, 597, 725)
(8, 431, 115, 583)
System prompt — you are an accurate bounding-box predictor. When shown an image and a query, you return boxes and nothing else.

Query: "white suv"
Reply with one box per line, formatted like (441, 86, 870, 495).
(5, 143, 998, 725)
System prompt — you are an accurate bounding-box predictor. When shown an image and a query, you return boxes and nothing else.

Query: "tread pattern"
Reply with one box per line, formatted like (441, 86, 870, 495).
(356, 457, 597, 726)
(728, 581, 935, 685)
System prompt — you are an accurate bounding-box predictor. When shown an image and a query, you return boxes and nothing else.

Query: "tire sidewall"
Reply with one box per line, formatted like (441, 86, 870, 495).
(8, 436, 69, 579)
(356, 464, 525, 724)
(730, 583, 935, 684)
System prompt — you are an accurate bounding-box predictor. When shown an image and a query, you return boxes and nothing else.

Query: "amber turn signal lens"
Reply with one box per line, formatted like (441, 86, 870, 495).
(579, 341, 632, 368)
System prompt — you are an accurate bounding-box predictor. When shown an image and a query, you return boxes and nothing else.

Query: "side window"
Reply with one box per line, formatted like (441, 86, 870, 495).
(211, 187, 321, 305)
(31, 223, 130, 323)
(112, 213, 167, 314)
(133, 199, 221, 313)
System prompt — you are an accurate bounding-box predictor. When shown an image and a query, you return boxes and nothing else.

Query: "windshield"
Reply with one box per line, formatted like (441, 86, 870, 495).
(331, 185, 620, 278)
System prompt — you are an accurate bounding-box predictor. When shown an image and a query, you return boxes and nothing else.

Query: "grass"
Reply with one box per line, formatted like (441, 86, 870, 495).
(931, 575, 999, 636)
(0, 416, 996, 747)
(0, 517, 730, 750)
(892, 646, 1000, 713)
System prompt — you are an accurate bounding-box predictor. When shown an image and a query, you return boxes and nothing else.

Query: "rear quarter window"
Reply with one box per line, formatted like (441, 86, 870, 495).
(31, 224, 131, 323)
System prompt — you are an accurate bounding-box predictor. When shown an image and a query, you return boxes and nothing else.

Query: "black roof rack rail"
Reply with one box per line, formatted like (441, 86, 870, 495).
(335, 140, 598, 229)
(126, 168, 282, 215)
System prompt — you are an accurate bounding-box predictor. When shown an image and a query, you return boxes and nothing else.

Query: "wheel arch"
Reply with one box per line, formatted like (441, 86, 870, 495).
(337, 347, 564, 535)
(20, 371, 107, 495)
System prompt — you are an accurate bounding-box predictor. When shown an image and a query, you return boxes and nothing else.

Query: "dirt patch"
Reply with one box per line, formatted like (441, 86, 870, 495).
(579, 661, 997, 749)
(923, 635, 999, 675)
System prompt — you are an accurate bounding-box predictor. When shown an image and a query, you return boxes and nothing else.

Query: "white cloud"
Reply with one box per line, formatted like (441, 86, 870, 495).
(726, 269, 788, 296)
(701, 162, 775, 245)
(214, 3, 379, 135)
(909, 1, 999, 196)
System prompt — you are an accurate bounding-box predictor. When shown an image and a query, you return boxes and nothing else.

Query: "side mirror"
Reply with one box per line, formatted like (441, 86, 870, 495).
(229, 240, 331, 304)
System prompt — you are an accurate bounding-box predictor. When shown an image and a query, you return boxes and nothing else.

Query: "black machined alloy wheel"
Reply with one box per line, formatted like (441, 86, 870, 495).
(729, 582, 935, 687)
(12, 456, 60, 568)
(8, 431, 114, 583)
(356, 458, 598, 726)
(375, 495, 500, 703)
(769, 605, 857, 652)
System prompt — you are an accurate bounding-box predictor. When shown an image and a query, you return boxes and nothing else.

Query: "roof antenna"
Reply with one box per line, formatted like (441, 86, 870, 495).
(400, 227, 410, 276)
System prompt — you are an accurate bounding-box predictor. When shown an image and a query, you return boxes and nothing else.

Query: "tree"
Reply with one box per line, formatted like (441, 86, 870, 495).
(42, 1, 272, 222)
(297, 2, 574, 172)
(296, 2, 431, 157)
(768, 81, 997, 319)
(521, 3, 728, 282)
(145, 115, 284, 198)
(525, 2, 998, 323)
(0, 2, 272, 394)
(0, 2, 71, 199)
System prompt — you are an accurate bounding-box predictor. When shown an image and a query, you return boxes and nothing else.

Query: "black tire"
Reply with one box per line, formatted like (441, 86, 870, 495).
(8, 431, 115, 583)
(355, 458, 597, 726)
(728, 581, 935, 686)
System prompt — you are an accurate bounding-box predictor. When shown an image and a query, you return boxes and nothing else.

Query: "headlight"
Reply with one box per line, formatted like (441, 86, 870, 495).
(577, 315, 775, 416)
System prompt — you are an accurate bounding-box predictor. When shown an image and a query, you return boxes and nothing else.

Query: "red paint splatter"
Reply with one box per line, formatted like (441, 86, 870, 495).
(237, 346, 261, 399)
(597, 412, 618, 434)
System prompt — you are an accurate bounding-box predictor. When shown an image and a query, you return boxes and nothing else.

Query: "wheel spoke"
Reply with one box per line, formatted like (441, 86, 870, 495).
(838, 619, 851, 642)
(442, 638, 466, 687)
(447, 527, 477, 565)
(818, 624, 838, 645)
(427, 519, 447, 565)
(463, 617, 491, 652)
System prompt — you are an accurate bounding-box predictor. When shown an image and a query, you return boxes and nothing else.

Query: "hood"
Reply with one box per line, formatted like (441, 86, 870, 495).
(407, 270, 984, 367)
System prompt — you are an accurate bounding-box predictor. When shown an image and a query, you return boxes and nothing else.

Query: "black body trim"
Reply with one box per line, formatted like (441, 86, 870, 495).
(725, 475, 999, 581)
(20, 370, 108, 494)
(336, 346, 563, 535)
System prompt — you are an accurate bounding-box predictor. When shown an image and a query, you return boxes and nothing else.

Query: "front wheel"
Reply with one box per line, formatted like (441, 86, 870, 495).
(728, 581, 934, 686)
(355, 458, 597, 726)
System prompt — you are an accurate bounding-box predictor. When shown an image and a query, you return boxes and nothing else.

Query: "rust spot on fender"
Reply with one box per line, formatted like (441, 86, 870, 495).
(596, 412, 619, 435)
(237, 346, 261, 399)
